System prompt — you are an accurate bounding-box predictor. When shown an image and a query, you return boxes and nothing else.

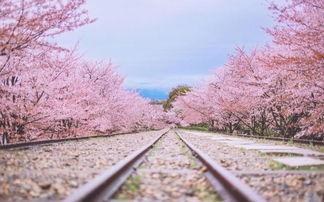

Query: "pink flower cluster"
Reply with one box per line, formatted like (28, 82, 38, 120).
(0, 0, 166, 143)
(172, 0, 323, 139)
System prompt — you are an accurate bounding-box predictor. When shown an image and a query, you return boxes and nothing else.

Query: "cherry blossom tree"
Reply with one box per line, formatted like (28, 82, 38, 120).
(0, 0, 94, 143)
(1, 50, 167, 143)
(264, 0, 324, 137)
(173, 0, 323, 139)
(0, 0, 168, 144)
(0, 0, 94, 70)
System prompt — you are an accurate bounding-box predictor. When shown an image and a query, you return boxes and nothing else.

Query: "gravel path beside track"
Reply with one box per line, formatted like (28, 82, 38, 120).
(178, 130, 324, 202)
(236, 135, 324, 153)
(239, 172, 324, 201)
(114, 131, 221, 202)
(0, 130, 163, 202)
(179, 130, 272, 171)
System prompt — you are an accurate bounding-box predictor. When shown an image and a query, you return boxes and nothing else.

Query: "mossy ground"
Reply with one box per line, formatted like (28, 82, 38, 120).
(269, 161, 324, 171)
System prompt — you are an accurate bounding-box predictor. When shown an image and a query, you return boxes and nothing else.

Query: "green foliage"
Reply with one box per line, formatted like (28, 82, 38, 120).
(193, 184, 223, 202)
(163, 85, 191, 111)
(178, 123, 209, 132)
(269, 161, 324, 171)
(239, 148, 246, 152)
(297, 165, 324, 171)
(259, 152, 299, 157)
(269, 161, 290, 170)
(150, 100, 163, 105)
(115, 175, 141, 199)
(177, 136, 200, 169)
(147, 139, 162, 157)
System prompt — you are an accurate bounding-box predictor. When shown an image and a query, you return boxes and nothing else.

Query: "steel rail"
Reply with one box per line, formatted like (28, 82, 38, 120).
(0, 129, 162, 150)
(177, 132, 267, 202)
(237, 134, 324, 146)
(63, 128, 169, 202)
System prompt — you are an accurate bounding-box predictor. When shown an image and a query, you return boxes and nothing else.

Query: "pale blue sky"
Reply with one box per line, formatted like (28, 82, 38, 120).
(56, 0, 274, 94)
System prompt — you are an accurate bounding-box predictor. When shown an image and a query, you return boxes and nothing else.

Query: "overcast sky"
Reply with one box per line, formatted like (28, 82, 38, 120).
(56, 0, 274, 92)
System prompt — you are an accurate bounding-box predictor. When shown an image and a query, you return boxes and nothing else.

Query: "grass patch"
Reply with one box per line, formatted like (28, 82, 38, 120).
(258, 152, 300, 157)
(296, 165, 324, 171)
(239, 148, 246, 152)
(178, 126, 209, 132)
(269, 160, 324, 171)
(269, 161, 290, 170)
(176, 134, 200, 169)
(180, 144, 200, 169)
(147, 137, 163, 157)
(258, 152, 267, 157)
(190, 159, 199, 169)
(114, 175, 141, 200)
(10, 147, 31, 152)
(307, 144, 324, 153)
(88, 136, 106, 141)
(137, 163, 146, 169)
(193, 184, 223, 202)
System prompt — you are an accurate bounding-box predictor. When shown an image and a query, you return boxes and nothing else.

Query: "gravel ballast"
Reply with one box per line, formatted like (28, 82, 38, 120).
(0, 130, 164, 201)
(179, 130, 273, 171)
(178, 129, 324, 202)
(239, 172, 324, 201)
(114, 131, 221, 202)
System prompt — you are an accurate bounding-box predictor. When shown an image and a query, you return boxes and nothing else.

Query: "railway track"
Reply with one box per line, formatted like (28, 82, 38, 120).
(0, 129, 169, 202)
(63, 129, 168, 202)
(64, 130, 266, 202)
(2, 129, 322, 201)
(180, 130, 324, 202)
(177, 132, 266, 202)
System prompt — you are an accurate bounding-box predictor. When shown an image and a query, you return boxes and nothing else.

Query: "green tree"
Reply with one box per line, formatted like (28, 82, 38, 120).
(163, 85, 191, 111)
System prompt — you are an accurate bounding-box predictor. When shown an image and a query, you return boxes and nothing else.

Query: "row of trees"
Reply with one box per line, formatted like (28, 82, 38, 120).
(172, 0, 323, 139)
(0, 0, 166, 144)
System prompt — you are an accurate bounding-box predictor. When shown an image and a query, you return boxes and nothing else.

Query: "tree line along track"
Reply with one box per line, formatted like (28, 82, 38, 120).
(63, 129, 266, 202)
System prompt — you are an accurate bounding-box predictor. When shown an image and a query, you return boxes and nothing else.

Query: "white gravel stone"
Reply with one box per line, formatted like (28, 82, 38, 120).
(0, 130, 164, 202)
(273, 157, 324, 167)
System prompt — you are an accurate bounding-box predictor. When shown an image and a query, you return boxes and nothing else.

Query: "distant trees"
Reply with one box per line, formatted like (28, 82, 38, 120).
(160, 86, 191, 127)
(0, 0, 167, 144)
(163, 85, 191, 111)
(172, 0, 323, 139)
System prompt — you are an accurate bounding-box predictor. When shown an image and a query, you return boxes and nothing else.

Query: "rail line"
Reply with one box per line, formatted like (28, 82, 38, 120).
(237, 134, 324, 146)
(179, 130, 324, 201)
(177, 132, 266, 202)
(0, 130, 156, 150)
(64, 129, 266, 202)
(63, 128, 169, 202)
